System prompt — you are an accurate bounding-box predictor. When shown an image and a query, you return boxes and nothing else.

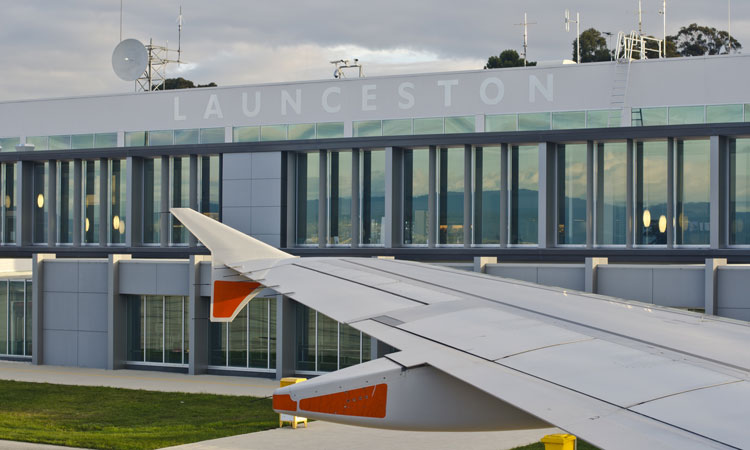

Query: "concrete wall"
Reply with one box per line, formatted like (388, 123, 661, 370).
(222, 152, 282, 247)
(42, 260, 108, 368)
(119, 260, 189, 296)
(717, 265, 750, 321)
(485, 264, 586, 292)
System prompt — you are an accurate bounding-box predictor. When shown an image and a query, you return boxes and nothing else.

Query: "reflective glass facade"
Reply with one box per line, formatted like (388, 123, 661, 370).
(199, 156, 220, 220)
(3, 164, 16, 244)
(296, 152, 319, 245)
(730, 139, 750, 245)
(126, 295, 189, 365)
(675, 140, 710, 245)
(595, 142, 627, 246)
(143, 158, 162, 244)
(403, 148, 429, 245)
(360, 150, 385, 246)
(327, 151, 352, 246)
(58, 161, 74, 244)
(209, 298, 276, 370)
(32, 163, 48, 244)
(556, 144, 587, 245)
(510, 145, 538, 244)
(170, 157, 190, 245)
(109, 160, 127, 244)
(438, 147, 464, 245)
(473, 146, 501, 245)
(0, 280, 32, 357)
(82, 160, 100, 244)
(636, 141, 668, 245)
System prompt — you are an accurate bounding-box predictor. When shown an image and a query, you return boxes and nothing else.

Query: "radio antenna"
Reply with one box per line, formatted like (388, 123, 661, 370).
(177, 6, 183, 63)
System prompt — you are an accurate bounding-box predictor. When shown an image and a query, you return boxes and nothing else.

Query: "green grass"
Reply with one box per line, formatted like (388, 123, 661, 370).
(511, 439, 601, 450)
(0, 379, 279, 450)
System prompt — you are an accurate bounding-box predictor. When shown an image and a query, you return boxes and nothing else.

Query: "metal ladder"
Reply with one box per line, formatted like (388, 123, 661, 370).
(607, 57, 632, 127)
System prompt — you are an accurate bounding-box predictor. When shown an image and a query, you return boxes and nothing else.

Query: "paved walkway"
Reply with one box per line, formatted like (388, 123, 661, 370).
(0, 361, 560, 450)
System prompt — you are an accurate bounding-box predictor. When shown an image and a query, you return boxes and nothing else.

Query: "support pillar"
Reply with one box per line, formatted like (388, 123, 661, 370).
(99, 157, 109, 246)
(538, 142, 555, 248)
(586, 141, 594, 248)
(17, 161, 33, 246)
(47, 160, 57, 246)
(500, 144, 509, 247)
(126, 157, 143, 246)
(160, 156, 170, 247)
(584, 257, 608, 294)
(31, 253, 55, 365)
(474, 256, 497, 274)
(351, 149, 360, 248)
(73, 160, 82, 247)
(384, 147, 402, 248)
(705, 258, 727, 316)
(667, 138, 675, 248)
(188, 155, 198, 247)
(428, 146, 437, 248)
(189, 254, 210, 375)
(276, 295, 297, 379)
(626, 140, 634, 248)
(318, 150, 327, 248)
(107, 253, 131, 370)
(464, 145, 472, 248)
(286, 153, 297, 248)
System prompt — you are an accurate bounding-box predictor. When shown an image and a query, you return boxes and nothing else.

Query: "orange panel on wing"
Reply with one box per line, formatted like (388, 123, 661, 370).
(272, 394, 298, 412)
(300, 384, 387, 418)
(213, 280, 261, 319)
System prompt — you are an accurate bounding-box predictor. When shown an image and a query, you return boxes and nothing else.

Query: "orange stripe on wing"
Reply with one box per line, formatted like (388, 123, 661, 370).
(213, 280, 261, 319)
(299, 384, 387, 418)
(272, 394, 298, 412)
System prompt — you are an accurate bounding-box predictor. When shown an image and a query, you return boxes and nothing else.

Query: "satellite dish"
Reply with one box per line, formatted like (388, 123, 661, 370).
(112, 39, 148, 81)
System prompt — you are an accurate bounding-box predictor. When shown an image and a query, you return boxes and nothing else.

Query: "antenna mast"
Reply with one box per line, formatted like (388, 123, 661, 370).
(119, 0, 123, 42)
(638, 0, 643, 35)
(565, 9, 581, 63)
(178, 6, 183, 63)
(515, 13, 537, 66)
(728, 0, 732, 53)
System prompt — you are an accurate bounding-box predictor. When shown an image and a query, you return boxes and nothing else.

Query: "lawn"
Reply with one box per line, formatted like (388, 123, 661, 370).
(511, 439, 601, 450)
(0, 379, 279, 450)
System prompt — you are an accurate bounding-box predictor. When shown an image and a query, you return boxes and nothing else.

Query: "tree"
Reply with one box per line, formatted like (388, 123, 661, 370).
(574, 28, 611, 63)
(154, 77, 218, 91)
(484, 50, 536, 69)
(669, 23, 742, 56)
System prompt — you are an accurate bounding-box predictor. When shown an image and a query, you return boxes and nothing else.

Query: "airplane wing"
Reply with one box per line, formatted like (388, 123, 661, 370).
(171, 208, 750, 450)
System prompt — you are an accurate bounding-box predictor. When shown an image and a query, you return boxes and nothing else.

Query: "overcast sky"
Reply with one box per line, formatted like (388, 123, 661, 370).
(0, 0, 746, 101)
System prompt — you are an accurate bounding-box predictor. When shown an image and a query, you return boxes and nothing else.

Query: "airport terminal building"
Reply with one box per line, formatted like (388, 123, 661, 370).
(1, 54, 750, 377)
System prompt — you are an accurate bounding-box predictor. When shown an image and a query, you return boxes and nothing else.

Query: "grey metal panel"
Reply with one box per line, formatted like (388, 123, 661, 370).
(251, 152, 282, 179)
(77, 293, 108, 333)
(537, 266, 585, 291)
(716, 266, 750, 308)
(77, 261, 108, 294)
(199, 262, 212, 297)
(503, 339, 737, 408)
(42, 292, 78, 331)
(221, 179, 252, 207)
(43, 260, 79, 293)
(250, 179, 281, 207)
(399, 307, 591, 361)
(651, 266, 704, 308)
(118, 262, 157, 295)
(484, 265, 538, 284)
(222, 153, 252, 180)
(250, 233, 279, 246)
(42, 329, 78, 366)
(717, 308, 750, 321)
(77, 331, 108, 369)
(597, 266, 653, 303)
(221, 207, 253, 235)
(250, 206, 281, 235)
(632, 381, 750, 450)
(155, 262, 190, 296)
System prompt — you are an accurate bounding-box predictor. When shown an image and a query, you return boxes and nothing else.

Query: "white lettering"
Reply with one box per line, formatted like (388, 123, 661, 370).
(362, 85, 377, 111)
(480, 78, 505, 105)
(322, 87, 341, 113)
(242, 92, 261, 117)
(173, 96, 186, 121)
(529, 74, 554, 102)
(437, 79, 459, 107)
(398, 82, 415, 110)
(203, 94, 224, 119)
(281, 89, 302, 116)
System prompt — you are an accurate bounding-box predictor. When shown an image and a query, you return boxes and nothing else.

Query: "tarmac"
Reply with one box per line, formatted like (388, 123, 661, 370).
(0, 360, 560, 450)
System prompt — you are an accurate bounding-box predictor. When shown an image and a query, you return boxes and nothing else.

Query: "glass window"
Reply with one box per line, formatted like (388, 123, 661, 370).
(95, 133, 118, 148)
(745, 104, 750, 122)
(125, 131, 146, 147)
(0, 137, 20, 152)
(587, 110, 617, 128)
(199, 156, 220, 221)
(706, 104, 743, 123)
(438, 147, 465, 245)
(248, 298, 274, 369)
(209, 317, 227, 366)
(668, 106, 705, 125)
(296, 152, 319, 245)
(403, 148, 430, 245)
(126, 295, 144, 361)
(289, 123, 315, 140)
(360, 150, 386, 246)
(49, 135, 71, 150)
(339, 323, 361, 369)
(174, 129, 199, 145)
(71, 134, 94, 149)
(510, 145, 539, 244)
(148, 130, 173, 146)
(473, 146, 501, 245)
(109, 160, 127, 244)
(675, 140, 710, 245)
(294, 305, 370, 372)
(552, 111, 586, 130)
(164, 296, 185, 364)
(518, 113, 550, 131)
(127, 295, 188, 365)
(170, 157, 190, 245)
(32, 162, 48, 244)
(556, 144, 587, 245)
(206, 298, 275, 370)
(729, 139, 750, 245)
(636, 141, 668, 245)
(316, 122, 344, 139)
(0, 281, 6, 354)
(353, 120, 382, 137)
(27, 136, 48, 151)
(327, 151, 352, 246)
(317, 313, 338, 372)
(261, 125, 287, 141)
(9, 281, 26, 356)
(82, 160, 100, 245)
(228, 306, 247, 367)
(595, 142, 628, 246)
(200, 128, 225, 144)
(485, 114, 517, 132)
(143, 158, 162, 244)
(383, 119, 412, 136)
(445, 116, 475, 134)
(4, 163, 16, 243)
(635, 108, 667, 126)
(295, 305, 315, 371)
(413, 117, 443, 135)
(233, 126, 260, 142)
(25, 281, 32, 356)
(57, 162, 74, 244)
(145, 296, 164, 363)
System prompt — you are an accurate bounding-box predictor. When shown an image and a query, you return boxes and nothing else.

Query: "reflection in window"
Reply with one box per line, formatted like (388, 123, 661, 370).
(57, 161, 74, 244)
(552, 111, 586, 130)
(0, 281, 6, 354)
(413, 118, 443, 135)
(473, 146, 501, 245)
(126, 295, 189, 365)
(328, 151, 352, 246)
(636, 141, 668, 245)
(148, 130, 173, 146)
(353, 120, 382, 137)
(199, 156, 220, 221)
(360, 150, 385, 245)
(233, 126, 260, 142)
(94, 133, 118, 148)
(383, 119, 412, 136)
(438, 147, 464, 245)
(109, 160, 127, 244)
(485, 114, 517, 132)
(125, 131, 146, 147)
(316, 122, 344, 139)
(27, 136, 48, 151)
(706, 104, 743, 123)
(0, 280, 32, 357)
(228, 307, 247, 367)
(174, 129, 199, 145)
(295, 304, 370, 372)
(510, 145, 538, 244)
(71, 134, 94, 149)
(518, 113, 550, 131)
(0, 137, 20, 152)
(556, 144, 587, 245)
(296, 152, 319, 245)
(730, 139, 750, 245)
(445, 116, 475, 134)
(668, 106, 704, 125)
(634, 108, 667, 126)
(595, 142, 627, 246)
(200, 128, 225, 144)
(3, 163, 16, 243)
(587, 110, 617, 128)
(32, 162, 48, 244)
(261, 125, 287, 142)
(49, 135, 71, 150)
(170, 157, 190, 245)
(143, 158, 162, 244)
(403, 148, 429, 245)
(317, 313, 338, 372)
(675, 140, 710, 245)
(289, 124, 315, 140)
(83, 160, 100, 245)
